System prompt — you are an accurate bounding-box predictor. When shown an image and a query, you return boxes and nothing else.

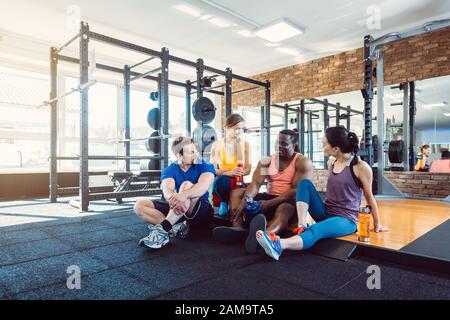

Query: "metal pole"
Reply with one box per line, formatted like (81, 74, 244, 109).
(323, 99, 329, 169)
(260, 106, 265, 158)
(161, 48, 170, 168)
(402, 83, 410, 170)
(300, 100, 305, 154)
(284, 104, 289, 129)
(186, 80, 192, 136)
(79, 22, 90, 212)
(196, 58, 204, 99)
(225, 68, 232, 118)
(409, 81, 416, 171)
(362, 35, 374, 166)
(264, 81, 271, 156)
(346, 105, 351, 130)
(296, 106, 301, 151)
(376, 50, 385, 194)
(49, 47, 58, 203)
(124, 65, 131, 172)
(307, 110, 313, 162)
(336, 102, 340, 127)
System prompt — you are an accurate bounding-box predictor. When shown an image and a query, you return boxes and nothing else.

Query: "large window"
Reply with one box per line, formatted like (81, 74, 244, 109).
(62, 77, 119, 171)
(0, 66, 50, 172)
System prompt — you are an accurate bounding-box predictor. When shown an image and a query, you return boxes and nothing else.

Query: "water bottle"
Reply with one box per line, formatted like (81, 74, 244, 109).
(243, 194, 262, 217)
(236, 161, 244, 188)
(357, 206, 371, 242)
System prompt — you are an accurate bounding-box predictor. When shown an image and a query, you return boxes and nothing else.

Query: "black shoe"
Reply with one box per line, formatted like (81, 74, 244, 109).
(245, 214, 267, 254)
(212, 226, 248, 243)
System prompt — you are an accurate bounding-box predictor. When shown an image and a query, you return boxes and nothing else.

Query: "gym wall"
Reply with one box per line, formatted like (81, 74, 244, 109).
(224, 26, 450, 116)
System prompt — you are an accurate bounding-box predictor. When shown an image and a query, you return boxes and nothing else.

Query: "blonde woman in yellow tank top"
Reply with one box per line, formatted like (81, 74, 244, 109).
(210, 114, 251, 215)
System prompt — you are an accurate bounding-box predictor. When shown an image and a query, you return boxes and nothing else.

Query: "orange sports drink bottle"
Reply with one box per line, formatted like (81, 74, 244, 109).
(357, 206, 371, 242)
(236, 161, 244, 187)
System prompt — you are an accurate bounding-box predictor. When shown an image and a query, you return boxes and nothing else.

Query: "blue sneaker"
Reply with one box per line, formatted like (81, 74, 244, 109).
(218, 202, 229, 216)
(256, 230, 283, 261)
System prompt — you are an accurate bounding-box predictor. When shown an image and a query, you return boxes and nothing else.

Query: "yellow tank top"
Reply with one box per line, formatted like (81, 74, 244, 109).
(217, 138, 245, 171)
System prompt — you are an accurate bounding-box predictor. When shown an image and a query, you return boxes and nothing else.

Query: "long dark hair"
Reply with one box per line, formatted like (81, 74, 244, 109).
(280, 129, 300, 152)
(325, 126, 359, 165)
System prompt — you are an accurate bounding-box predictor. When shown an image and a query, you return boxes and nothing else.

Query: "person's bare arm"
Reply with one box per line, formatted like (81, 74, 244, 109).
(232, 158, 268, 221)
(355, 160, 384, 232)
(263, 156, 313, 207)
(161, 178, 176, 200)
(168, 172, 215, 214)
(243, 140, 252, 176)
(181, 172, 215, 199)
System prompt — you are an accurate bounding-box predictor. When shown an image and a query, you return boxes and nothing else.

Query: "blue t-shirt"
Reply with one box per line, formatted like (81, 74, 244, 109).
(160, 159, 215, 201)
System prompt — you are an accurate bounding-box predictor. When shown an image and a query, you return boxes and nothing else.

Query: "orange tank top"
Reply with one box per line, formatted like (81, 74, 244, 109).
(266, 153, 301, 196)
(217, 138, 245, 171)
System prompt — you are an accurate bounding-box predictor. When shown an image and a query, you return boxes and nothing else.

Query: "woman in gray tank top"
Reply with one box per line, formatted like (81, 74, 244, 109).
(255, 127, 385, 261)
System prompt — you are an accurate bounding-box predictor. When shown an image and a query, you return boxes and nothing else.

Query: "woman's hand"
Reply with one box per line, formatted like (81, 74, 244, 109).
(229, 167, 245, 177)
(373, 220, 389, 233)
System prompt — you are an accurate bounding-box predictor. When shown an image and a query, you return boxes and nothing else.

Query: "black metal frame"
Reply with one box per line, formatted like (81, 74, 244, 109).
(50, 21, 270, 211)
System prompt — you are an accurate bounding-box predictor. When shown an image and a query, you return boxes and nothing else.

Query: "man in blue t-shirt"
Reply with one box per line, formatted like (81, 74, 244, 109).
(134, 136, 215, 249)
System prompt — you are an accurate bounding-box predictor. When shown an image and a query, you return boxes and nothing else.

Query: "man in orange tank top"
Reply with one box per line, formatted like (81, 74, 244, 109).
(213, 130, 312, 253)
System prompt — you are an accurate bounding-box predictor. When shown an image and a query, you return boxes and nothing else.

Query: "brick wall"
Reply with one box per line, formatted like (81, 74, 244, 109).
(311, 170, 450, 199)
(385, 172, 450, 199)
(311, 170, 329, 192)
(222, 26, 450, 125)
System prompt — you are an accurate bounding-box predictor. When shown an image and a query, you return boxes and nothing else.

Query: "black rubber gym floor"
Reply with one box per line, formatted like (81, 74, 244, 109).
(400, 219, 450, 261)
(0, 199, 449, 300)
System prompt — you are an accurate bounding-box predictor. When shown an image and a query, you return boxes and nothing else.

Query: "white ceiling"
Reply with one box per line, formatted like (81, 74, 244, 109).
(0, 0, 449, 76)
(0, 0, 448, 130)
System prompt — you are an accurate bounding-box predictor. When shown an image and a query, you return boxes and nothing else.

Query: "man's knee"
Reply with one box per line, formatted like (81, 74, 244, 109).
(180, 181, 194, 191)
(274, 203, 295, 218)
(134, 199, 154, 216)
(231, 188, 244, 200)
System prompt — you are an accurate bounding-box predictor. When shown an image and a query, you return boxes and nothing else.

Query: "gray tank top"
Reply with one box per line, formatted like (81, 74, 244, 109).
(325, 156, 362, 224)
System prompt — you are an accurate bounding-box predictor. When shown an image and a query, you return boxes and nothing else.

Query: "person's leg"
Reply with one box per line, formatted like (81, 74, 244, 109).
(213, 188, 248, 243)
(164, 181, 199, 228)
(296, 179, 327, 228)
(213, 176, 232, 203)
(244, 194, 287, 254)
(135, 199, 171, 249)
(256, 216, 356, 260)
(287, 216, 357, 250)
(229, 188, 245, 227)
(134, 199, 166, 225)
(266, 203, 296, 235)
(213, 176, 232, 215)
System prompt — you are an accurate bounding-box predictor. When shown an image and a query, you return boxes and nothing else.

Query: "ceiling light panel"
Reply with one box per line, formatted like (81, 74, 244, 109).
(254, 19, 304, 43)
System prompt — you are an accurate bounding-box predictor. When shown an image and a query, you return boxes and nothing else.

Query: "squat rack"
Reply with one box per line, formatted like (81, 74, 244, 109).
(270, 98, 363, 167)
(362, 18, 450, 195)
(50, 21, 270, 212)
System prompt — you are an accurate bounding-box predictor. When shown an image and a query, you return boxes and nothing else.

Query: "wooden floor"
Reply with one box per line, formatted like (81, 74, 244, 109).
(339, 199, 450, 250)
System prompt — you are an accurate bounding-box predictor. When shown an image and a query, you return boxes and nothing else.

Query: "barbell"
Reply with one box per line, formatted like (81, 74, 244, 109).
(110, 133, 182, 143)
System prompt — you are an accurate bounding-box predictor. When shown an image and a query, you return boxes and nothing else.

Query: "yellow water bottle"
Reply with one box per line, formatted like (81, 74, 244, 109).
(358, 206, 371, 242)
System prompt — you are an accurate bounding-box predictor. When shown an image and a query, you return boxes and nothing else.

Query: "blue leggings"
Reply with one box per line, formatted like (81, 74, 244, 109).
(295, 179, 357, 250)
(213, 176, 233, 203)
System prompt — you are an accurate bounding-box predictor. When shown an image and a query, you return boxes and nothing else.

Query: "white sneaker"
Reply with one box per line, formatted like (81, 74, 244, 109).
(169, 221, 190, 239)
(139, 224, 169, 249)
